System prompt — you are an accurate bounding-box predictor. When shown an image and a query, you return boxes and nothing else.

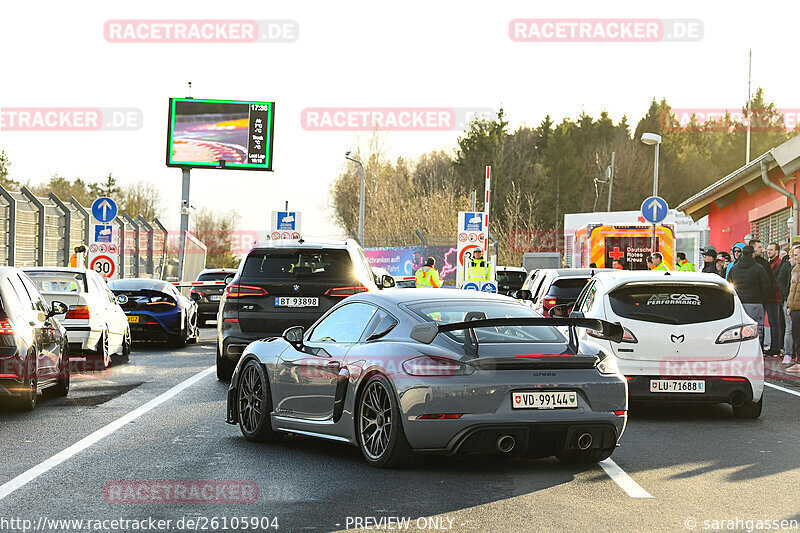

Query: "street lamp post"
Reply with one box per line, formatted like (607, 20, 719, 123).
(345, 152, 366, 245)
(641, 133, 663, 260)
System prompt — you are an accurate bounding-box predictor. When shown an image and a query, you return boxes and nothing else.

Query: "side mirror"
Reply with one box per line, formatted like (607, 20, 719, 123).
(381, 275, 396, 289)
(224, 274, 235, 285)
(549, 303, 573, 319)
(48, 301, 68, 317)
(190, 291, 201, 301)
(514, 289, 532, 300)
(282, 326, 305, 348)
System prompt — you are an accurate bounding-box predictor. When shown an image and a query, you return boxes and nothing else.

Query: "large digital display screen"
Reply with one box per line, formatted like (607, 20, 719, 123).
(166, 98, 275, 171)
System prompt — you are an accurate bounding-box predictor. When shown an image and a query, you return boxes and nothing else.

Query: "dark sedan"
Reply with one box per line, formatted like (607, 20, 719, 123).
(191, 268, 237, 327)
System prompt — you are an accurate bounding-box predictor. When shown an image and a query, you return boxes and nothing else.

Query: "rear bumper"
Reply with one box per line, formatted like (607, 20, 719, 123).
(127, 313, 180, 342)
(626, 375, 755, 404)
(197, 301, 222, 318)
(64, 326, 100, 352)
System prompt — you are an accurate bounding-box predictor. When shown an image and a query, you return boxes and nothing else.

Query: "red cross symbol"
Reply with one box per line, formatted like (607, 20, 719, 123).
(609, 247, 625, 261)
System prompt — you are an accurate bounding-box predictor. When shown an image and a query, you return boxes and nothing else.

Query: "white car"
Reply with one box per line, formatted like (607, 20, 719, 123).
(569, 270, 763, 418)
(23, 267, 131, 368)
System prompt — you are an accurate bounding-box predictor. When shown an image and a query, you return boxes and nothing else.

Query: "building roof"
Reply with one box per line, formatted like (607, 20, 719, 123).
(677, 135, 800, 220)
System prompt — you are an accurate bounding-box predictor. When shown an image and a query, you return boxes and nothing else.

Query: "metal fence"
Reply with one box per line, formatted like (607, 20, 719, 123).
(0, 185, 168, 278)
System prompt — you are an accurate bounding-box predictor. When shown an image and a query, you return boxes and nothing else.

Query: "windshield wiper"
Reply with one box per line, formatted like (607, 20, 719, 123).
(627, 312, 679, 324)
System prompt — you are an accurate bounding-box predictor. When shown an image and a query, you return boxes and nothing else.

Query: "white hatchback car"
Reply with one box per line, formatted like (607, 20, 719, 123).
(569, 270, 763, 418)
(23, 267, 131, 368)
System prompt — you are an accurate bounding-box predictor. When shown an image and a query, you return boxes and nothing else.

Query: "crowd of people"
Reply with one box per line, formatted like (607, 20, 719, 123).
(700, 239, 800, 372)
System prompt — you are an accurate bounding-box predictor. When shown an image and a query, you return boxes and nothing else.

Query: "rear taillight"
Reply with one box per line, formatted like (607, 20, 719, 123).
(543, 298, 558, 309)
(65, 305, 90, 320)
(588, 326, 637, 343)
(190, 289, 205, 298)
(716, 324, 758, 344)
(402, 356, 472, 376)
(415, 413, 464, 420)
(325, 286, 368, 298)
(0, 319, 14, 335)
(147, 301, 177, 309)
(225, 284, 268, 298)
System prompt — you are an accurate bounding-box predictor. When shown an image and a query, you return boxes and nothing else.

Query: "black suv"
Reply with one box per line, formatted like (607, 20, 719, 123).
(216, 239, 390, 379)
(191, 268, 237, 327)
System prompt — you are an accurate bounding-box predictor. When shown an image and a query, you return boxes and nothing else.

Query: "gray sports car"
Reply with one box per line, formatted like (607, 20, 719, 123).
(225, 289, 628, 468)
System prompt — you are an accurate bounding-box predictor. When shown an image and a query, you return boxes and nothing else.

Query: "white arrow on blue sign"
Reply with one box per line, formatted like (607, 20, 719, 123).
(640, 196, 668, 224)
(91, 197, 118, 223)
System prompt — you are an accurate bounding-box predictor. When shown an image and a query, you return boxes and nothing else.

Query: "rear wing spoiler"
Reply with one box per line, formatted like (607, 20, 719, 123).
(409, 317, 624, 350)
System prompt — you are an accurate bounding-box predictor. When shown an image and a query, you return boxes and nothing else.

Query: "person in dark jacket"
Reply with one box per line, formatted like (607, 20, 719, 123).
(726, 242, 746, 278)
(728, 245, 771, 347)
(778, 245, 793, 360)
(764, 242, 784, 355)
(700, 246, 718, 274)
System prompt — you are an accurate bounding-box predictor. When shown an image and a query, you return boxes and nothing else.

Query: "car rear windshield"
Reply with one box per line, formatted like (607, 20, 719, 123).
(242, 250, 355, 281)
(24, 271, 86, 293)
(546, 277, 591, 299)
(497, 271, 526, 286)
(197, 272, 233, 282)
(608, 283, 735, 324)
(407, 300, 565, 343)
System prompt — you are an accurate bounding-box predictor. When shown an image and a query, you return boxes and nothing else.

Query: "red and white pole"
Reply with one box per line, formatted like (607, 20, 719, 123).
(484, 166, 491, 254)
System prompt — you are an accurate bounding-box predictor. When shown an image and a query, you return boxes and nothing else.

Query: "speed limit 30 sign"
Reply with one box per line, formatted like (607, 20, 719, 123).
(90, 255, 116, 278)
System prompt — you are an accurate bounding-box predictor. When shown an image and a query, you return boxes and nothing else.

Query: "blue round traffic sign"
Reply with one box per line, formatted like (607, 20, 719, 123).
(462, 282, 480, 291)
(641, 196, 668, 224)
(91, 197, 118, 223)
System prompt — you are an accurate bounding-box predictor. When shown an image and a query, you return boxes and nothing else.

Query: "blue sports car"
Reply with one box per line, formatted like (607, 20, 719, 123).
(109, 278, 199, 347)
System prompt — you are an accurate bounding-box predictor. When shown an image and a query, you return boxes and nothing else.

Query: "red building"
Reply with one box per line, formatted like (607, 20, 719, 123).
(678, 136, 800, 252)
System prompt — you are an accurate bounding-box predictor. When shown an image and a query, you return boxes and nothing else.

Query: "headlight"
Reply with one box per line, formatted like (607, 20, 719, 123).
(402, 356, 473, 376)
(596, 353, 620, 375)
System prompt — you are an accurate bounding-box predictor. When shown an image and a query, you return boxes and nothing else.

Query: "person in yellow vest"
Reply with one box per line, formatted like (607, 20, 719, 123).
(676, 252, 696, 271)
(652, 252, 670, 271)
(415, 257, 442, 288)
(69, 245, 86, 267)
(467, 248, 492, 283)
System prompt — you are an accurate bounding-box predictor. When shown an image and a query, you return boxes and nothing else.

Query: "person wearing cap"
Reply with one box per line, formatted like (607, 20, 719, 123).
(725, 242, 746, 279)
(715, 253, 730, 277)
(728, 245, 771, 346)
(700, 246, 718, 274)
(467, 248, 492, 283)
(676, 252, 695, 272)
(415, 257, 442, 288)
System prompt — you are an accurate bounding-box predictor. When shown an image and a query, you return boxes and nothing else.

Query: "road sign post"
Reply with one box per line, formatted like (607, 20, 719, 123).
(88, 197, 119, 279)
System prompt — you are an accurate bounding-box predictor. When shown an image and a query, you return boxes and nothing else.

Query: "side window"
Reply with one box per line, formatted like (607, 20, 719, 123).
(308, 303, 377, 343)
(361, 308, 399, 341)
(578, 281, 596, 313)
(7, 275, 33, 311)
(532, 274, 549, 302)
(1, 278, 24, 318)
(19, 274, 49, 313)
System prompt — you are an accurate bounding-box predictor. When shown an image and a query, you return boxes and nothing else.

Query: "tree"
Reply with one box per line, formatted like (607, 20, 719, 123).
(89, 173, 120, 198)
(0, 150, 18, 190)
(119, 181, 162, 220)
(190, 208, 241, 268)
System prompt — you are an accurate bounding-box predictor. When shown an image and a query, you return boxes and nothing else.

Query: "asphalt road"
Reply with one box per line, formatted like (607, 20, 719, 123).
(2, 329, 800, 533)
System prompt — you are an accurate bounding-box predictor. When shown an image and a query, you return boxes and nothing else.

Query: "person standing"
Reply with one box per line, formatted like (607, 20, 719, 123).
(612, 259, 624, 270)
(728, 245, 771, 347)
(786, 246, 800, 372)
(676, 252, 695, 271)
(467, 248, 492, 283)
(415, 257, 442, 288)
(69, 245, 86, 267)
(764, 243, 784, 355)
(652, 252, 669, 271)
(726, 242, 746, 279)
(700, 246, 718, 274)
(779, 246, 794, 363)
(751, 239, 777, 353)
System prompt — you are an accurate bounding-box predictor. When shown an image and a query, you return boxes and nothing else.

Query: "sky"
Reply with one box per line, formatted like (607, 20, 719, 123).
(1, 1, 798, 242)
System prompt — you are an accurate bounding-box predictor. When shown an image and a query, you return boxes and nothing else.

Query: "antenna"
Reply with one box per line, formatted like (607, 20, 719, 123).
(745, 50, 752, 164)
(186, 81, 192, 98)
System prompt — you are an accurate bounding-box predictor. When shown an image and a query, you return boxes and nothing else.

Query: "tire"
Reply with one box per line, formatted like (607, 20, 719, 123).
(356, 375, 418, 468)
(733, 398, 763, 419)
(556, 448, 614, 464)
(216, 343, 234, 381)
(10, 353, 37, 411)
(236, 360, 283, 442)
(121, 329, 131, 362)
(44, 347, 70, 398)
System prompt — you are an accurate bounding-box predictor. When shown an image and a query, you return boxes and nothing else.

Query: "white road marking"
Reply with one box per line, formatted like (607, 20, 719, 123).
(0, 365, 215, 502)
(599, 458, 653, 498)
(765, 382, 800, 398)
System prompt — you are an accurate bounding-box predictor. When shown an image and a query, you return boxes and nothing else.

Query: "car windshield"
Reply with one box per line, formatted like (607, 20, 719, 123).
(547, 277, 591, 299)
(24, 271, 86, 293)
(609, 283, 735, 324)
(242, 249, 355, 281)
(197, 271, 234, 282)
(497, 271, 527, 286)
(407, 300, 565, 343)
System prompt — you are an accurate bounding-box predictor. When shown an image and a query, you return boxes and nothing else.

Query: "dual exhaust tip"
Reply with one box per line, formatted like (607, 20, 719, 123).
(495, 432, 593, 453)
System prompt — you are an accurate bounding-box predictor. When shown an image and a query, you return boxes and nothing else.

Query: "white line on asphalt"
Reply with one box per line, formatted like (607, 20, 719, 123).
(599, 458, 653, 498)
(765, 382, 800, 398)
(0, 365, 215, 502)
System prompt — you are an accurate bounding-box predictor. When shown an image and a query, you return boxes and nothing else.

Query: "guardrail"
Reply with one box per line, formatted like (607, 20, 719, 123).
(0, 184, 169, 278)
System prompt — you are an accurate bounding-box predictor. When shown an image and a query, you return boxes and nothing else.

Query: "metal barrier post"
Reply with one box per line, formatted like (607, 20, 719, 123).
(20, 187, 45, 266)
(121, 213, 139, 277)
(0, 185, 16, 266)
(137, 216, 155, 276)
(48, 193, 71, 266)
(152, 218, 168, 279)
